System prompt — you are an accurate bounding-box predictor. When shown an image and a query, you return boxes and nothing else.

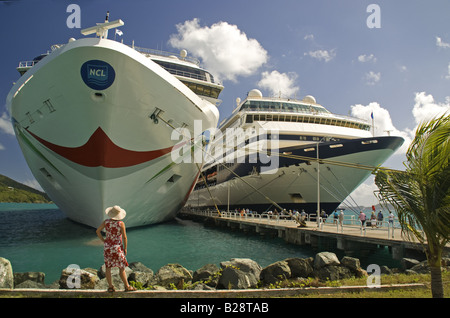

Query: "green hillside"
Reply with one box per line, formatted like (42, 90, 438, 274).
(0, 174, 51, 203)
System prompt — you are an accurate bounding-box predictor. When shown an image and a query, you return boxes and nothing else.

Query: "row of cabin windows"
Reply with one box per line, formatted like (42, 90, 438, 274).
(181, 81, 222, 99)
(153, 60, 221, 99)
(154, 60, 216, 83)
(245, 113, 371, 131)
(241, 100, 330, 114)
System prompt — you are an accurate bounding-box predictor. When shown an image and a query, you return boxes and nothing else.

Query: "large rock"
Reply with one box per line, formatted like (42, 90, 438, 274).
(127, 262, 154, 287)
(410, 260, 430, 274)
(313, 265, 353, 281)
(314, 252, 340, 269)
(340, 256, 360, 271)
(218, 258, 262, 289)
(311, 253, 357, 281)
(153, 263, 192, 288)
(380, 265, 393, 275)
(14, 272, 45, 286)
(59, 266, 99, 289)
(128, 271, 154, 287)
(98, 264, 133, 279)
(128, 262, 153, 274)
(193, 263, 220, 287)
(191, 282, 216, 290)
(94, 265, 134, 290)
(260, 261, 291, 285)
(401, 258, 420, 270)
(340, 256, 367, 278)
(96, 275, 128, 290)
(0, 257, 14, 289)
(285, 257, 314, 278)
(217, 266, 249, 289)
(220, 258, 262, 277)
(15, 280, 47, 289)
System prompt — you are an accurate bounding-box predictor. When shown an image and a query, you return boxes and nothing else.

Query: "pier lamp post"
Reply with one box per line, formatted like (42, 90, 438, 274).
(317, 142, 320, 227)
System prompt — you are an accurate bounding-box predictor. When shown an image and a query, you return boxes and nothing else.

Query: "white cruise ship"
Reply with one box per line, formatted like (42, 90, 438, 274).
(186, 89, 403, 214)
(6, 16, 223, 228)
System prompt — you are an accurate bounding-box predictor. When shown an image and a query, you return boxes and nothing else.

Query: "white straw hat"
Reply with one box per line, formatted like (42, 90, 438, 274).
(105, 205, 126, 220)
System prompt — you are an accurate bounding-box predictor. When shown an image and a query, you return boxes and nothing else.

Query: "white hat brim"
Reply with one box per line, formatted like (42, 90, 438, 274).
(105, 205, 126, 220)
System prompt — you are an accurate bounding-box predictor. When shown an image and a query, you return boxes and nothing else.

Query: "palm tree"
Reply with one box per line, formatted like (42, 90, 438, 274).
(374, 114, 450, 298)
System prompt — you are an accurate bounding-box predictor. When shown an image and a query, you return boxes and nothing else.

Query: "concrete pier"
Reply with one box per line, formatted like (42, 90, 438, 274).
(180, 210, 450, 261)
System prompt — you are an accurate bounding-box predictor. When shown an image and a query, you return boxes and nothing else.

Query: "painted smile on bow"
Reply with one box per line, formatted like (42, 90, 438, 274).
(26, 127, 174, 168)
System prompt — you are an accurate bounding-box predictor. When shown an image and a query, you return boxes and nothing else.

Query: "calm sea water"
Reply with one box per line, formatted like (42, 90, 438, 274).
(0, 203, 400, 284)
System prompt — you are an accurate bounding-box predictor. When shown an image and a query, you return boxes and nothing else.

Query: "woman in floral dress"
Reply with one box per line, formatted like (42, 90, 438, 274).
(96, 205, 136, 292)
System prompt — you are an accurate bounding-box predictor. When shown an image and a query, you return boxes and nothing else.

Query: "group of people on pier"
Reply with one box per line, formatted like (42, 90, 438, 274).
(233, 206, 396, 229)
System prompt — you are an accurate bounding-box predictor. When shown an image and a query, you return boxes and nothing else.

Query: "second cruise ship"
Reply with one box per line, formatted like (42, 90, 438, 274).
(186, 89, 403, 214)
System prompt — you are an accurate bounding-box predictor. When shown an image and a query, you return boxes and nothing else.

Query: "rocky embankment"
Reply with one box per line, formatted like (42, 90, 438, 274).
(1, 253, 448, 291)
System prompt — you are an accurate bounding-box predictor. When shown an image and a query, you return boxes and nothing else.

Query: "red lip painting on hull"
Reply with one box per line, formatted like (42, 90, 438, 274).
(26, 127, 174, 168)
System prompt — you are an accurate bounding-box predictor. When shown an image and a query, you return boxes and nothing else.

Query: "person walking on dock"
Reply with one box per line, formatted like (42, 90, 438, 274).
(338, 210, 344, 227)
(370, 211, 377, 228)
(96, 205, 136, 292)
(332, 210, 339, 225)
(388, 211, 394, 225)
(359, 211, 366, 227)
(377, 210, 384, 227)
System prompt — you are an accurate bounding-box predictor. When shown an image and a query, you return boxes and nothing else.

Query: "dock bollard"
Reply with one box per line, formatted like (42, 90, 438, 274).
(388, 222, 395, 239)
(319, 217, 324, 231)
(360, 221, 366, 236)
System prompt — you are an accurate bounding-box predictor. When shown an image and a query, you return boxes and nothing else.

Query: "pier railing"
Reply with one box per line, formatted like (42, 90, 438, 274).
(180, 208, 403, 240)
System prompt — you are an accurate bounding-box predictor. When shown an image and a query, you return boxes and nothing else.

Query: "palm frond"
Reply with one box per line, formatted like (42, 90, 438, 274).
(374, 113, 450, 244)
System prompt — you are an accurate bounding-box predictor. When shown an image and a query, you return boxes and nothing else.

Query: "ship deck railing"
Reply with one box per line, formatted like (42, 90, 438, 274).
(17, 42, 201, 70)
(18, 61, 37, 68)
(132, 45, 200, 66)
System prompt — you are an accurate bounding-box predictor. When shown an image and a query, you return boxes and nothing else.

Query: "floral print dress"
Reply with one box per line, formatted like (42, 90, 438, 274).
(103, 219, 128, 268)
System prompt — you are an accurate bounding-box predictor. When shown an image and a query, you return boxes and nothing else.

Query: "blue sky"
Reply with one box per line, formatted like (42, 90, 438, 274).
(0, 0, 449, 205)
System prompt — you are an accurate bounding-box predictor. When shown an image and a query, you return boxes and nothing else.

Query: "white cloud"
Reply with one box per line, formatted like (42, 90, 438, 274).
(168, 18, 268, 82)
(398, 65, 408, 72)
(350, 92, 449, 156)
(358, 54, 377, 63)
(0, 112, 14, 136)
(303, 34, 314, 41)
(347, 176, 380, 207)
(257, 70, 300, 98)
(304, 49, 336, 62)
(364, 71, 381, 85)
(348, 93, 449, 206)
(350, 101, 412, 154)
(436, 36, 450, 49)
(0, 112, 14, 150)
(412, 92, 450, 125)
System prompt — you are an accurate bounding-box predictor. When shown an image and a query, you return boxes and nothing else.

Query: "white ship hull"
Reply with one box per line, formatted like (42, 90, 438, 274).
(7, 37, 219, 228)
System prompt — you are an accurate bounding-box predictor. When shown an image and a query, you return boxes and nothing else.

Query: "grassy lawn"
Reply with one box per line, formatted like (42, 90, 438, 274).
(288, 271, 450, 298)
